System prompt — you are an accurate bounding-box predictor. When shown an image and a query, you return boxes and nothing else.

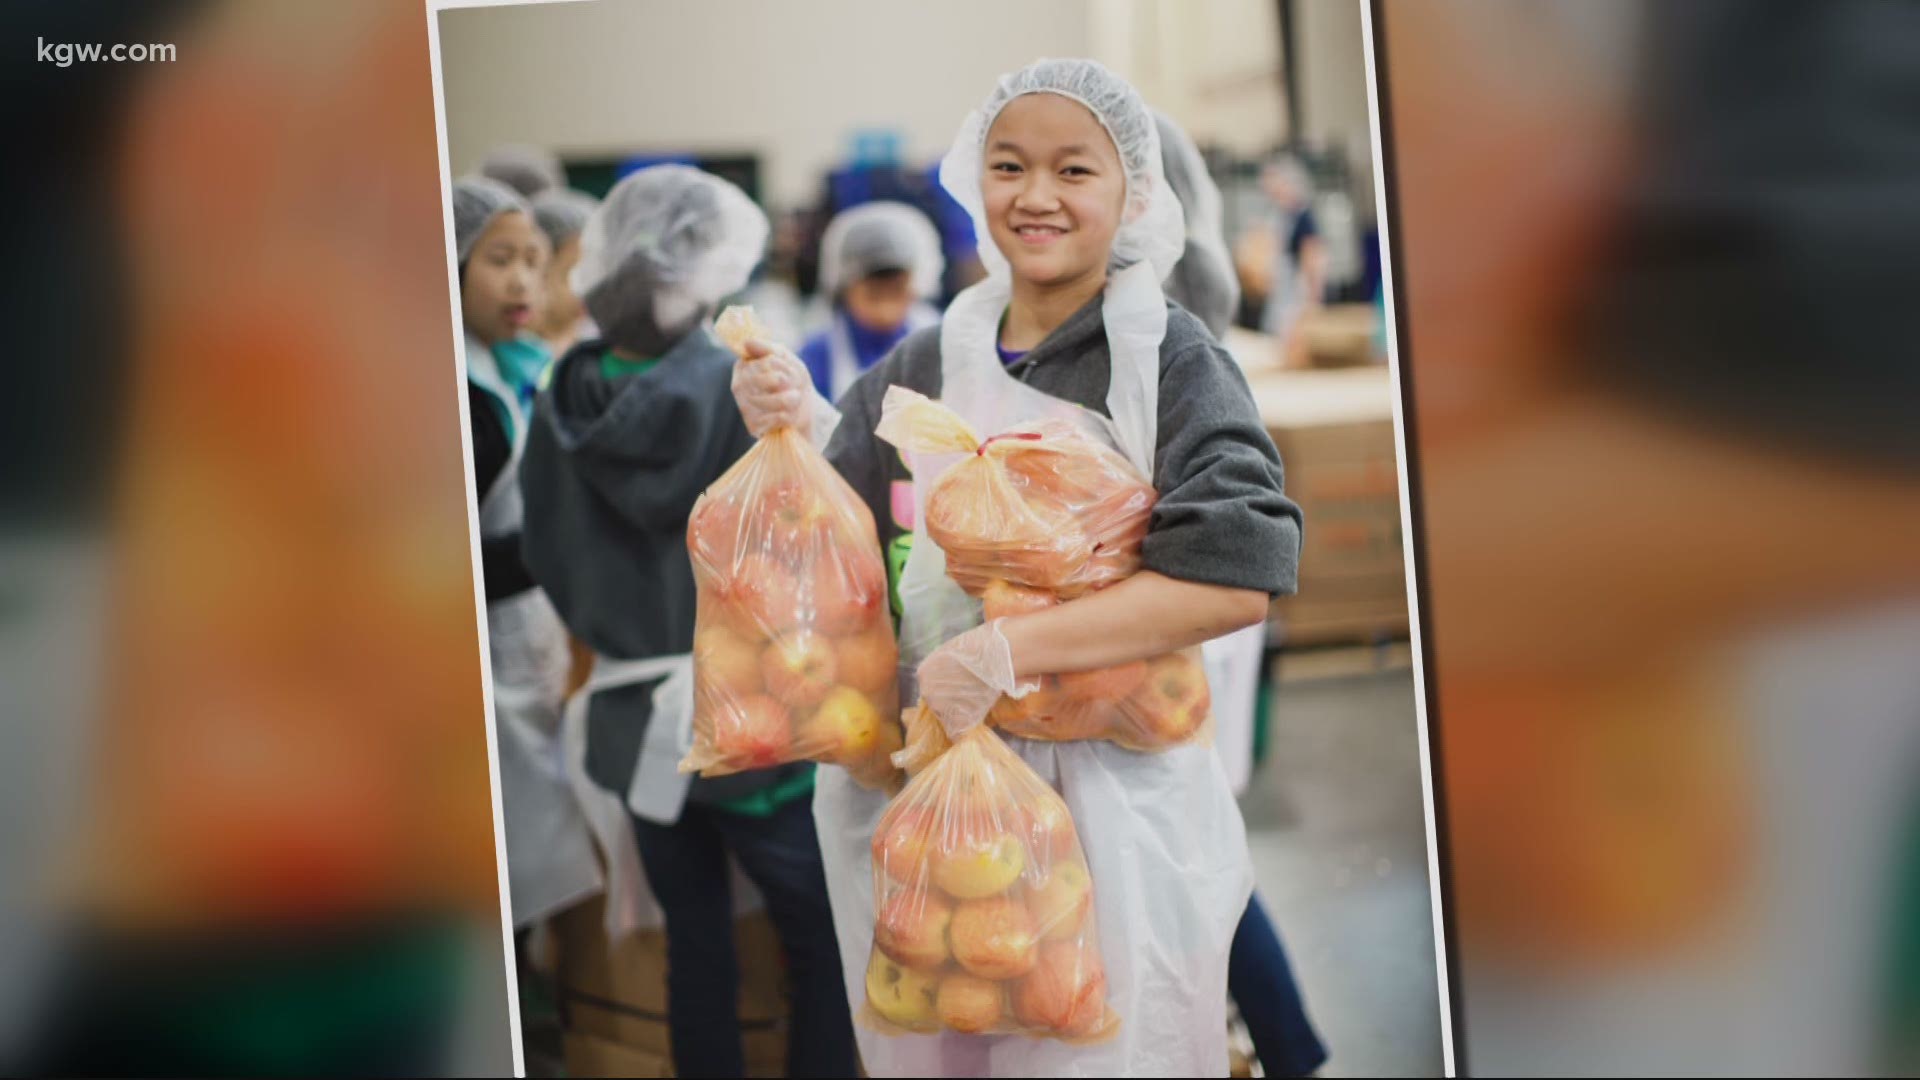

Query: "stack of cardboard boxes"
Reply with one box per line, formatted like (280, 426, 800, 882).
(551, 897, 789, 1077)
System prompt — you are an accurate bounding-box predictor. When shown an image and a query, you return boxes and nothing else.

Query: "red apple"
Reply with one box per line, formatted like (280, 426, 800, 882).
(802, 557, 885, 637)
(1012, 940, 1108, 1036)
(873, 806, 934, 885)
(834, 626, 898, 699)
(687, 491, 747, 576)
(797, 685, 882, 765)
(711, 694, 792, 769)
(981, 579, 1060, 620)
(936, 973, 1005, 1034)
(1024, 860, 1093, 941)
(693, 624, 762, 700)
(759, 479, 836, 556)
(932, 830, 1027, 900)
(760, 633, 837, 709)
(875, 888, 953, 971)
(1018, 793, 1079, 863)
(949, 895, 1039, 980)
(1056, 659, 1149, 704)
(1124, 653, 1211, 745)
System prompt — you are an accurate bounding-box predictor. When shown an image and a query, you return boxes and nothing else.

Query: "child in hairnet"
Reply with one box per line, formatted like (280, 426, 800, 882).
(451, 177, 604, 944)
(528, 188, 600, 359)
(516, 165, 858, 1079)
(796, 201, 945, 401)
(734, 59, 1302, 1077)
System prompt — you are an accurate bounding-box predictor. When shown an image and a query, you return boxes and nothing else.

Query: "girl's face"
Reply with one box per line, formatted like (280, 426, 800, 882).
(538, 233, 584, 336)
(461, 210, 547, 345)
(981, 93, 1128, 291)
(843, 269, 915, 334)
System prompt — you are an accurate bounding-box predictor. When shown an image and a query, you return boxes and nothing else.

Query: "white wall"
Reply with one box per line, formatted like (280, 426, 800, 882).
(439, 0, 1092, 208)
(1293, 0, 1375, 206)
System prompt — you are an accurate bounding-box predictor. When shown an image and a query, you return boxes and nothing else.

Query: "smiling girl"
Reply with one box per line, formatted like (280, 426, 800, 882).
(734, 60, 1302, 1076)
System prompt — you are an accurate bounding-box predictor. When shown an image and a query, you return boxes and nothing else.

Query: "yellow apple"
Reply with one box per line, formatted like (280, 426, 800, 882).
(865, 950, 939, 1030)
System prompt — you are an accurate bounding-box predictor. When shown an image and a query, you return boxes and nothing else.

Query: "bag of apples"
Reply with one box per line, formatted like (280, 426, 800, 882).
(874, 386, 1214, 751)
(863, 720, 1118, 1042)
(680, 307, 902, 788)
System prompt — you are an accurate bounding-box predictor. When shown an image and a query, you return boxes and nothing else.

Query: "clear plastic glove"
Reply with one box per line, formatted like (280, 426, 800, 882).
(914, 619, 1038, 739)
(729, 338, 812, 437)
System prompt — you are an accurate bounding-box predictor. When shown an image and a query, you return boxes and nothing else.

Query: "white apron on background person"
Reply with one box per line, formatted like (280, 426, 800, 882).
(557, 649, 766, 939)
(467, 333, 602, 929)
(813, 270, 1256, 1078)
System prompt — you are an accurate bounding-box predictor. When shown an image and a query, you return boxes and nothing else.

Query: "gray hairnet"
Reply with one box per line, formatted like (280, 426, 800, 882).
(573, 165, 769, 351)
(939, 58, 1184, 281)
(530, 188, 599, 251)
(818, 202, 945, 299)
(1153, 110, 1240, 337)
(452, 175, 532, 265)
(480, 143, 564, 199)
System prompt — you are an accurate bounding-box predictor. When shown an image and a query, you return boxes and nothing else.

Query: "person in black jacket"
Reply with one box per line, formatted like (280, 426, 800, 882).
(518, 165, 857, 1079)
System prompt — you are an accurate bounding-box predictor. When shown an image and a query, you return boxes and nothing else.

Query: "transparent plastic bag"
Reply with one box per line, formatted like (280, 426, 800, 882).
(681, 307, 902, 788)
(862, 724, 1119, 1042)
(876, 387, 1211, 751)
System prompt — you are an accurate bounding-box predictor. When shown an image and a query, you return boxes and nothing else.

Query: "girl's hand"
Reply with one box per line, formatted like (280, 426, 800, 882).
(730, 338, 811, 436)
(915, 619, 1037, 739)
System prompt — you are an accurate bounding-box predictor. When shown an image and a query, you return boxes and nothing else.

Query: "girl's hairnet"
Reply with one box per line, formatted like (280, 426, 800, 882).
(452, 175, 533, 265)
(571, 164, 769, 346)
(530, 188, 600, 252)
(938, 58, 1185, 283)
(480, 143, 565, 199)
(817, 201, 946, 300)
(1153, 110, 1240, 337)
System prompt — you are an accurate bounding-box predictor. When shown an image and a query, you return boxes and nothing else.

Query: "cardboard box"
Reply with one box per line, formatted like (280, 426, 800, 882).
(551, 897, 788, 1071)
(1298, 303, 1384, 368)
(1251, 364, 1411, 644)
(564, 1029, 673, 1078)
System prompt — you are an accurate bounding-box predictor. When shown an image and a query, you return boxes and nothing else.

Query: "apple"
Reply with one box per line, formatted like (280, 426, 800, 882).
(693, 624, 762, 699)
(1025, 861, 1093, 941)
(949, 895, 1039, 980)
(1124, 653, 1211, 745)
(1011, 940, 1108, 1036)
(931, 830, 1027, 900)
(1056, 660, 1148, 704)
(686, 491, 747, 576)
(935, 973, 1005, 1034)
(833, 626, 897, 699)
(802, 557, 885, 637)
(865, 950, 939, 1031)
(709, 553, 798, 640)
(980, 579, 1059, 620)
(874, 888, 952, 970)
(988, 679, 1059, 727)
(872, 807, 934, 885)
(759, 479, 835, 556)
(760, 633, 837, 709)
(711, 694, 792, 769)
(1017, 793, 1079, 863)
(798, 685, 882, 765)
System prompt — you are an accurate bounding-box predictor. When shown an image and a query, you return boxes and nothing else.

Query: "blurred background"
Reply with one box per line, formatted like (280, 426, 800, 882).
(437, 1, 1434, 1077)
(1378, 0, 1920, 1075)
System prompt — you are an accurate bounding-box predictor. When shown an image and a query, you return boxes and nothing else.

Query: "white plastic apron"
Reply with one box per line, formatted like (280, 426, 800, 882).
(814, 270, 1256, 1077)
(1260, 212, 1311, 340)
(561, 649, 768, 939)
(469, 335, 602, 930)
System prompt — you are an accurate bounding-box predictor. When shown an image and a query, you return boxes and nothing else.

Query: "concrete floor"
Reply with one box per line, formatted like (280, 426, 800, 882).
(1242, 662, 1446, 1077)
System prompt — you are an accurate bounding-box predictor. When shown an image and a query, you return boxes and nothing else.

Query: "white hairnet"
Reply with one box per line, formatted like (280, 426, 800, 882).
(480, 143, 564, 199)
(1153, 110, 1240, 337)
(529, 188, 599, 251)
(817, 201, 945, 299)
(936, 59, 1182, 483)
(452, 175, 532, 265)
(572, 164, 769, 346)
(938, 57, 1185, 283)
